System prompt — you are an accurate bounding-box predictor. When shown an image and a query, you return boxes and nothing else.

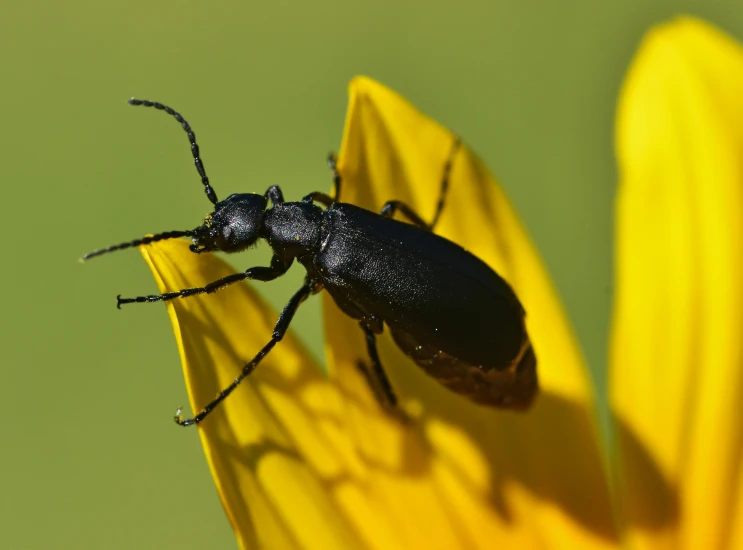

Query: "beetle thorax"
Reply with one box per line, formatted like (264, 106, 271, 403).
(263, 201, 323, 259)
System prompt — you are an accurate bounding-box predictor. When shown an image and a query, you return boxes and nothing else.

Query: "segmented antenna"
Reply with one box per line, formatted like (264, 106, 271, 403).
(128, 99, 218, 205)
(81, 230, 194, 261)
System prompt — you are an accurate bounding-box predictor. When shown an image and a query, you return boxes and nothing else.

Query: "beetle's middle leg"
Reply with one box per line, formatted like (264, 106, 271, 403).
(380, 201, 430, 229)
(380, 135, 462, 231)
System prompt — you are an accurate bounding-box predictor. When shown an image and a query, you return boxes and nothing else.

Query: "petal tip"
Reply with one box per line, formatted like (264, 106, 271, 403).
(348, 75, 382, 95)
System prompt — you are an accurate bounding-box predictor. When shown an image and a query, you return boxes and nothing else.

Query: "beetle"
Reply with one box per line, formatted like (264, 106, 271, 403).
(84, 99, 537, 426)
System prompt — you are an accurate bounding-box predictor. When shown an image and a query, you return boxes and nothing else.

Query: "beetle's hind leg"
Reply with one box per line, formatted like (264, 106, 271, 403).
(303, 152, 342, 207)
(327, 152, 342, 201)
(380, 135, 461, 231)
(430, 135, 461, 229)
(358, 324, 408, 421)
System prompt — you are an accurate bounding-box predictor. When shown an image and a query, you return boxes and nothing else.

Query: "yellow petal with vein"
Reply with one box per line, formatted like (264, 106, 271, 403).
(612, 17, 743, 550)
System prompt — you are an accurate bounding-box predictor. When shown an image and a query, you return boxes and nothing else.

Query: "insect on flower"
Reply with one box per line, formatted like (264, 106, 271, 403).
(83, 99, 538, 426)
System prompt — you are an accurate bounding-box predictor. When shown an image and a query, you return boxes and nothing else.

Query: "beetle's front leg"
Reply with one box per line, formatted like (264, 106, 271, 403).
(116, 255, 291, 308)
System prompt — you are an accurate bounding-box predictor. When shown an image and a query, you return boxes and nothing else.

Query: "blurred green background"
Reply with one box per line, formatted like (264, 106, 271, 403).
(2, 1, 742, 548)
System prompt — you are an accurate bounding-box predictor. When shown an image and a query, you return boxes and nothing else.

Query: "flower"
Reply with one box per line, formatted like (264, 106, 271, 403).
(139, 16, 742, 550)
(611, 16, 743, 550)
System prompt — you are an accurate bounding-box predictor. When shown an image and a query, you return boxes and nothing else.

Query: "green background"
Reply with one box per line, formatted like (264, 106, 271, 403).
(2, 1, 741, 548)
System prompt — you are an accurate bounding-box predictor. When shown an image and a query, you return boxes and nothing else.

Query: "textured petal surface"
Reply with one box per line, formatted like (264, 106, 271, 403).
(322, 77, 616, 548)
(142, 240, 364, 550)
(612, 17, 743, 550)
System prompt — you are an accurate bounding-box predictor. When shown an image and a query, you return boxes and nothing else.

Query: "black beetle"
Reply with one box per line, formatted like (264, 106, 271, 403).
(84, 99, 537, 426)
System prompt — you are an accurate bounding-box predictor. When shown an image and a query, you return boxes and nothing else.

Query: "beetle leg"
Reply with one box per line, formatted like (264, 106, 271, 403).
(429, 135, 461, 230)
(176, 282, 313, 426)
(380, 201, 431, 229)
(264, 185, 285, 205)
(327, 152, 341, 200)
(380, 136, 462, 230)
(305, 277, 324, 294)
(355, 360, 392, 410)
(303, 154, 341, 206)
(116, 255, 291, 308)
(358, 323, 400, 412)
(303, 191, 334, 207)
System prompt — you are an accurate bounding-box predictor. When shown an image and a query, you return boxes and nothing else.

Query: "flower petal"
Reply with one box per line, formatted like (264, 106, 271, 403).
(322, 77, 616, 547)
(142, 240, 364, 550)
(612, 17, 743, 549)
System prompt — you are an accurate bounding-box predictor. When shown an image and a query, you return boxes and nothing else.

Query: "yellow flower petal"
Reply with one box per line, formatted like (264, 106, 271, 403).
(612, 17, 743, 549)
(142, 240, 365, 550)
(323, 77, 616, 547)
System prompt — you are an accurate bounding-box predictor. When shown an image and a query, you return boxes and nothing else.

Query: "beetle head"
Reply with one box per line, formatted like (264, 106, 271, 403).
(191, 193, 268, 254)
(82, 101, 274, 262)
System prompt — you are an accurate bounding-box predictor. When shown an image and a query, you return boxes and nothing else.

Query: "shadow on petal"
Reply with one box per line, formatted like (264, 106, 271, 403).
(143, 240, 367, 550)
(377, 328, 678, 538)
(329, 75, 689, 545)
(327, 77, 623, 546)
(143, 234, 678, 549)
(612, 416, 680, 531)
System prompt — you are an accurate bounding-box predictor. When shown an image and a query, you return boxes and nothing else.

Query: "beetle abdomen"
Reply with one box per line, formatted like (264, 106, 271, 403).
(315, 203, 537, 408)
(390, 327, 537, 409)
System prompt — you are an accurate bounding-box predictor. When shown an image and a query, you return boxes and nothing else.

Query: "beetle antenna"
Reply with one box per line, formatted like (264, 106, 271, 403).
(128, 99, 218, 205)
(81, 230, 194, 261)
